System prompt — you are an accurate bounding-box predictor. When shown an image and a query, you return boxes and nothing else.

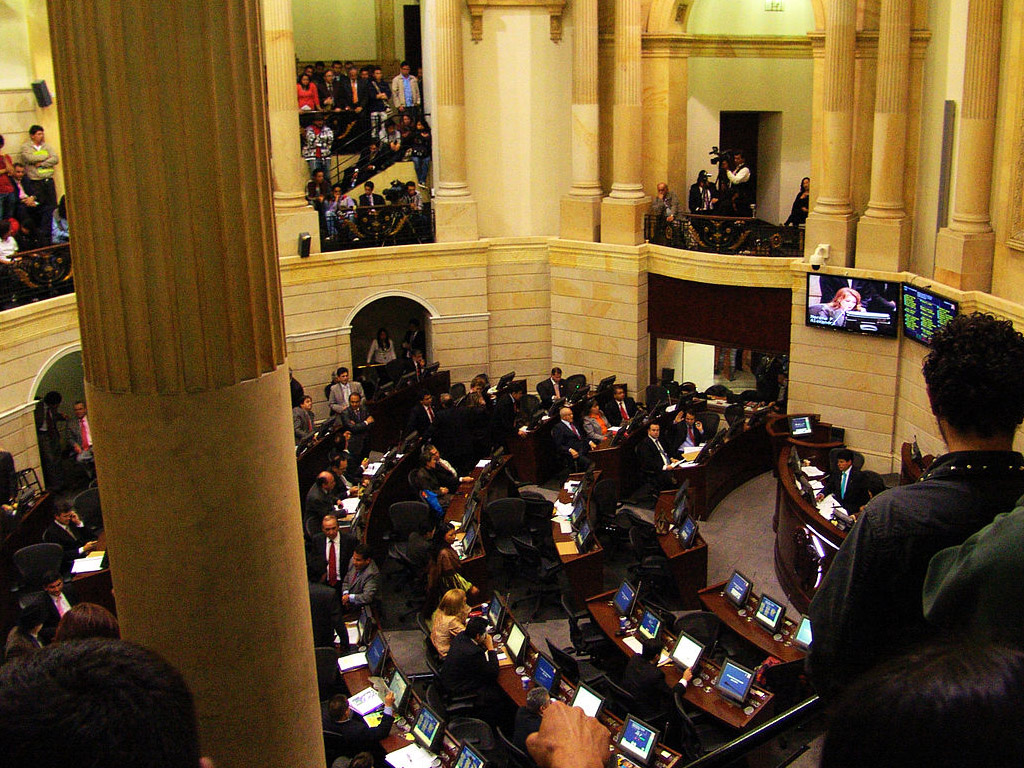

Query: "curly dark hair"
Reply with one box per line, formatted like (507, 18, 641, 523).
(922, 312, 1024, 438)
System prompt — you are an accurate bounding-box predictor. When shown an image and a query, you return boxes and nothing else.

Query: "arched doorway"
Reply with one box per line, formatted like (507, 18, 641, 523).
(30, 346, 86, 492)
(348, 294, 433, 386)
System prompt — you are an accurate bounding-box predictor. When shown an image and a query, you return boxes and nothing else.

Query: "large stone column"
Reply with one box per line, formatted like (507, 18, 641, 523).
(263, 0, 320, 257)
(600, 0, 649, 245)
(855, 0, 912, 271)
(47, 3, 324, 768)
(804, 0, 858, 265)
(560, 0, 603, 241)
(433, 0, 478, 241)
(934, 0, 1003, 291)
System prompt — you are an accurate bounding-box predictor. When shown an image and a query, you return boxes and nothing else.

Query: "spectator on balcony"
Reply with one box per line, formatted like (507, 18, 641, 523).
(785, 177, 810, 227)
(410, 118, 432, 187)
(305, 169, 331, 211)
(346, 140, 382, 190)
(325, 185, 355, 241)
(302, 115, 333, 178)
(403, 181, 423, 211)
(312, 61, 327, 85)
(19, 125, 59, 210)
(383, 121, 404, 164)
(51, 196, 69, 244)
(0, 135, 16, 221)
(368, 66, 392, 143)
(316, 68, 338, 113)
(358, 181, 386, 209)
(337, 66, 368, 151)
(688, 170, 717, 213)
(391, 61, 421, 118)
(10, 164, 42, 246)
(297, 73, 320, 112)
(650, 182, 679, 224)
(0, 219, 17, 263)
(725, 150, 753, 216)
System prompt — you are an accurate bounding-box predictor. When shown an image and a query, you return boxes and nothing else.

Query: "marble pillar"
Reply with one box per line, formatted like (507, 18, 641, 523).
(805, 0, 858, 264)
(934, 0, 1003, 291)
(855, 0, 912, 271)
(433, 0, 479, 241)
(601, 0, 649, 245)
(561, 0, 603, 241)
(47, 2, 324, 768)
(263, 0, 321, 256)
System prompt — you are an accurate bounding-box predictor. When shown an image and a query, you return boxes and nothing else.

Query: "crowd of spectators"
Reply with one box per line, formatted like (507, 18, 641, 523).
(0, 126, 68, 266)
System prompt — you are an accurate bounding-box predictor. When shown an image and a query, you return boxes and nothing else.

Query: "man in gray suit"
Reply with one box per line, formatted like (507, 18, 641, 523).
(328, 367, 364, 424)
(341, 393, 374, 475)
(293, 395, 315, 444)
(340, 543, 380, 609)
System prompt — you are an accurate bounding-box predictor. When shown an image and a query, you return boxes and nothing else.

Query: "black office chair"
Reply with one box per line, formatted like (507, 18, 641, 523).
(450, 382, 467, 400)
(448, 718, 500, 765)
(645, 383, 668, 408)
(723, 403, 745, 428)
(672, 611, 723, 660)
(546, 638, 605, 687)
(520, 393, 541, 420)
(305, 514, 321, 539)
(417, 611, 432, 639)
(560, 592, 613, 661)
(425, 681, 476, 720)
(511, 536, 563, 622)
(591, 477, 630, 552)
(627, 527, 675, 603)
(704, 384, 733, 400)
(483, 497, 530, 586)
(603, 677, 639, 720)
(388, 500, 430, 541)
(671, 686, 736, 760)
(385, 358, 406, 383)
(13, 543, 63, 589)
(563, 374, 588, 397)
(360, 378, 377, 402)
(314, 646, 343, 701)
(829, 447, 866, 473)
(696, 411, 720, 438)
(520, 493, 555, 544)
(496, 726, 533, 768)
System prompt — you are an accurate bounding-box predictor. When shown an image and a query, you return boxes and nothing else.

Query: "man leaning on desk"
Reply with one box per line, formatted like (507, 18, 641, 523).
(815, 448, 869, 514)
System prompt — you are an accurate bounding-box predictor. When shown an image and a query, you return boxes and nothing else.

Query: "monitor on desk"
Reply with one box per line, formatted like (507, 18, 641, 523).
(413, 702, 445, 752)
(571, 682, 605, 719)
(460, 521, 479, 559)
(496, 371, 516, 390)
(569, 497, 586, 528)
(398, 371, 418, 388)
(532, 653, 561, 693)
(366, 633, 387, 677)
(725, 571, 752, 609)
(754, 593, 786, 634)
(505, 622, 528, 664)
(715, 659, 755, 706)
(672, 480, 690, 526)
(792, 616, 813, 650)
(616, 715, 661, 767)
(613, 580, 638, 618)
(670, 630, 704, 671)
(596, 374, 616, 393)
(423, 361, 441, 377)
(388, 667, 411, 713)
(788, 445, 802, 475)
(677, 515, 698, 550)
(574, 518, 594, 553)
(636, 608, 662, 641)
(487, 594, 506, 632)
(453, 743, 487, 768)
(789, 415, 814, 437)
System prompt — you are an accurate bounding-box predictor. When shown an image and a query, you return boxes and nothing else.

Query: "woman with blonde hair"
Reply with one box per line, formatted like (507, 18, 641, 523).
(431, 587, 469, 657)
(809, 286, 862, 328)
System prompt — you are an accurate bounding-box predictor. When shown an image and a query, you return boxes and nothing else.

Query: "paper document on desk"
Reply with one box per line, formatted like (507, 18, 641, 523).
(337, 652, 368, 672)
(553, 501, 574, 516)
(673, 461, 698, 469)
(609, 426, 621, 433)
(558, 521, 573, 535)
(555, 541, 578, 556)
(476, 459, 490, 469)
(802, 466, 825, 478)
(365, 462, 383, 477)
(341, 497, 360, 515)
(386, 744, 438, 768)
(344, 620, 360, 645)
(71, 551, 105, 574)
(809, 479, 824, 491)
(348, 686, 385, 716)
(816, 494, 842, 521)
(622, 636, 671, 665)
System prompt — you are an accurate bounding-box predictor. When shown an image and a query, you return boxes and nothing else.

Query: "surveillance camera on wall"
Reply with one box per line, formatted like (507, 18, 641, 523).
(809, 244, 830, 271)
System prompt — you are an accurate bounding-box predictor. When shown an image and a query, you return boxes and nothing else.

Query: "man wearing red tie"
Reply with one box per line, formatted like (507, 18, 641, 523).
(673, 408, 707, 451)
(551, 406, 595, 471)
(537, 367, 564, 410)
(293, 395, 315, 444)
(407, 390, 436, 437)
(68, 401, 95, 476)
(306, 514, 357, 590)
(409, 349, 428, 380)
(603, 385, 638, 427)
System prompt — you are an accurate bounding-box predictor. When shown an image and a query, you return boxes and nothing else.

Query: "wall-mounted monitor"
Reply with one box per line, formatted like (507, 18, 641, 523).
(902, 284, 959, 346)
(805, 274, 899, 338)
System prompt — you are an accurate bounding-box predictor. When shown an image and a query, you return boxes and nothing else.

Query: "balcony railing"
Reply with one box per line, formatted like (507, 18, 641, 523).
(322, 203, 435, 251)
(1, 242, 74, 311)
(645, 214, 804, 258)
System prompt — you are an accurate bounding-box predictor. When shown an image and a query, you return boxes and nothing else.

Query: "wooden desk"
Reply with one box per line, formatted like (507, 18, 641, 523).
(586, 591, 774, 730)
(698, 581, 806, 663)
(360, 451, 420, 555)
(366, 370, 451, 453)
(509, 416, 559, 485)
(551, 473, 605, 601)
(297, 423, 345, 512)
(654, 523, 708, 609)
(773, 445, 846, 613)
(900, 441, 934, 486)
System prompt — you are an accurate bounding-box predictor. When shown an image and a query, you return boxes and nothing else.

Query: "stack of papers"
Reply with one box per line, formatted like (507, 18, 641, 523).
(553, 500, 574, 517)
(475, 459, 491, 469)
(340, 497, 360, 515)
(348, 687, 385, 716)
(365, 462, 383, 477)
(386, 744, 438, 768)
(622, 636, 672, 666)
(337, 652, 368, 672)
(802, 466, 825, 478)
(71, 551, 105, 574)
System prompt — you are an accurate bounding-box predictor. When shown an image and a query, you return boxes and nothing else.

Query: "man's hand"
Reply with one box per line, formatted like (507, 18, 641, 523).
(82, 540, 98, 554)
(589, 441, 597, 450)
(69, 511, 83, 526)
(483, 633, 495, 652)
(815, 493, 824, 502)
(526, 701, 610, 768)
(695, 420, 703, 431)
(341, 593, 350, 606)
(365, 416, 374, 424)
(440, 487, 449, 495)
(384, 691, 396, 708)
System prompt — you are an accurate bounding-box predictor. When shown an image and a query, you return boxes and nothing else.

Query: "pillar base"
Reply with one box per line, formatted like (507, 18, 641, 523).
(854, 215, 910, 272)
(434, 197, 479, 242)
(600, 196, 649, 246)
(274, 204, 321, 258)
(560, 195, 602, 242)
(934, 227, 995, 291)
(804, 211, 858, 266)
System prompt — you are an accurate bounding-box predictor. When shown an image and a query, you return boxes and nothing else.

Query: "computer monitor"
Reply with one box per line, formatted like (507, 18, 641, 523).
(724, 571, 752, 609)
(398, 370, 417, 388)
(596, 374, 616, 393)
(366, 633, 387, 677)
(788, 446, 802, 474)
(487, 595, 505, 631)
(532, 653, 560, 693)
(677, 515, 697, 550)
(453, 743, 487, 768)
(423, 361, 441, 376)
(356, 610, 369, 645)
(571, 683, 604, 718)
(672, 480, 690, 526)
(574, 518, 594, 552)
(792, 616, 813, 650)
(754, 593, 786, 634)
(715, 659, 755, 706)
(616, 715, 661, 767)
(613, 580, 638, 618)
(789, 415, 813, 437)
(412, 703, 445, 752)
(569, 497, 586, 528)
(461, 521, 479, 558)
(637, 609, 662, 641)
(669, 630, 704, 671)
(496, 371, 516, 390)
(388, 667, 411, 713)
(505, 622, 527, 664)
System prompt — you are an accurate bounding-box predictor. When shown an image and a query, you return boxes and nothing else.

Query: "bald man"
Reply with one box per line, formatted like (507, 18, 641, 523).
(305, 471, 341, 529)
(551, 406, 594, 472)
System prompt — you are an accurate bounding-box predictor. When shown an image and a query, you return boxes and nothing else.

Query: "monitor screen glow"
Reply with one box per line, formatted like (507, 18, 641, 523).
(670, 631, 704, 670)
(413, 705, 443, 751)
(487, 596, 504, 629)
(716, 660, 754, 705)
(725, 571, 751, 608)
(902, 284, 958, 346)
(532, 654, 559, 692)
(617, 716, 659, 766)
(613, 581, 637, 617)
(793, 616, 813, 650)
(453, 744, 486, 768)
(388, 668, 410, 712)
(678, 515, 697, 549)
(754, 594, 786, 633)
(637, 610, 662, 641)
(805, 274, 900, 338)
(571, 684, 604, 718)
(789, 415, 813, 437)
(366, 634, 386, 677)
(505, 623, 527, 663)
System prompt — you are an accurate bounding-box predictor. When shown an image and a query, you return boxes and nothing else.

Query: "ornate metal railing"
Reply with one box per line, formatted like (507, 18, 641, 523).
(1, 242, 74, 311)
(645, 213, 804, 258)
(323, 203, 435, 251)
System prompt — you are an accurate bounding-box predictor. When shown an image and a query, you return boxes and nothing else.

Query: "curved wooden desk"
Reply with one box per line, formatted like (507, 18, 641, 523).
(367, 369, 451, 452)
(899, 441, 934, 485)
(551, 472, 605, 601)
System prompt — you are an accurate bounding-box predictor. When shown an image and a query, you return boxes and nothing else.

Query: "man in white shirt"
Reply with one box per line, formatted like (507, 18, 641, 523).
(638, 423, 677, 496)
(38, 570, 76, 643)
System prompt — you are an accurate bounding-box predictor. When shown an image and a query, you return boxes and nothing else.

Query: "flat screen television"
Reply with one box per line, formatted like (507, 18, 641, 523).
(902, 284, 959, 346)
(715, 659, 755, 705)
(613, 580, 638, 618)
(724, 571, 752, 609)
(754, 593, 786, 633)
(571, 682, 605, 718)
(617, 715, 661, 767)
(805, 274, 899, 338)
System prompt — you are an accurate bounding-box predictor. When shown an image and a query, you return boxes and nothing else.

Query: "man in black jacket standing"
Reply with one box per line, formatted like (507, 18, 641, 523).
(440, 617, 508, 726)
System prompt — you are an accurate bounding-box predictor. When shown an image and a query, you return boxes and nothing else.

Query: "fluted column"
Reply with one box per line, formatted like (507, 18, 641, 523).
(855, 0, 912, 270)
(263, 0, 320, 256)
(433, 0, 478, 241)
(934, 0, 1003, 290)
(804, 0, 858, 264)
(47, 3, 324, 768)
(561, 0, 603, 241)
(601, 0, 648, 244)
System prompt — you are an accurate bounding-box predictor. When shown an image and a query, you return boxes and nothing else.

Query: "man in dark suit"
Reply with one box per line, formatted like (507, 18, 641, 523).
(293, 395, 315, 444)
(43, 503, 98, 572)
(341, 393, 374, 475)
(408, 349, 428, 380)
(816, 448, 870, 514)
(536, 367, 564, 410)
(322, 690, 395, 765)
(513, 686, 550, 755)
(357, 181, 385, 208)
(672, 407, 707, 451)
(551, 406, 594, 472)
(308, 580, 348, 652)
(37, 570, 77, 643)
(401, 318, 425, 360)
(637, 423, 677, 495)
(307, 513, 358, 588)
(440, 617, 506, 715)
(603, 385, 638, 427)
(406, 390, 435, 437)
(305, 472, 341, 529)
(622, 638, 690, 724)
(490, 386, 523, 449)
(411, 443, 464, 503)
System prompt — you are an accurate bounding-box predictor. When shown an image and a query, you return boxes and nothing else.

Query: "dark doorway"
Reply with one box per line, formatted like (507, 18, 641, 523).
(403, 5, 422, 69)
(719, 112, 759, 216)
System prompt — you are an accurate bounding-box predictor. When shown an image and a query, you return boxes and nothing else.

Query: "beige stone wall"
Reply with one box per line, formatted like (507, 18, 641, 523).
(487, 238, 552, 384)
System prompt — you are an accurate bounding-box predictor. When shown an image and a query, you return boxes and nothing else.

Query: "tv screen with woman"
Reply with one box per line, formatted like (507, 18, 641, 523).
(805, 274, 899, 338)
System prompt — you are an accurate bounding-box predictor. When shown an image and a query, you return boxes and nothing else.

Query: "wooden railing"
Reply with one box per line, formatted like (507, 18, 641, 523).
(645, 214, 804, 258)
(1, 242, 74, 311)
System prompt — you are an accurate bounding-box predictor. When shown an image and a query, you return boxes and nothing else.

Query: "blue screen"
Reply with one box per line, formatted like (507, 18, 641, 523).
(454, 745, 485, 768)
(366, 634, 386, 676)
(533, 655, 557, 691)
(638, 610, 661, 640)
(679, 516, 696, 548)
(755, 595, 784, 631)
(414, 707, 440, 749)
(725, 572, 750, 607)
(614, 581, 636, 615)
(619, 717, 657, 764)
(717, 661, 753, 703)
(794, 616, 813, 648)
(570, 498, 586, 527)
(488, 597, 504, 627)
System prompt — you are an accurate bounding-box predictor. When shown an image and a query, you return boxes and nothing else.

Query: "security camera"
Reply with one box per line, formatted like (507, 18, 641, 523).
(809, 244, 830, 271)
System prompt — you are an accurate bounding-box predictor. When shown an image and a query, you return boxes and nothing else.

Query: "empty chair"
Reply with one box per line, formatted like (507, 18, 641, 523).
(511, 536, 563, 621)
(388, 500, 430, 542)
(602, 677, 640, 721)
(447, 718, 499, 764)
(563, 373, 588, 397)
(13, 543, 63, 588)
(627, 526, 674, 602)
(723, 403, 745, 428)
(360, 378, 376, 402)
(483, 497, 530, 586)
(546, 638, 604, 687)
(520, 393, 541, 420)
(496, 726, 533, 768)
(560, 592, 612, 660)
(645, 383, 668, 408)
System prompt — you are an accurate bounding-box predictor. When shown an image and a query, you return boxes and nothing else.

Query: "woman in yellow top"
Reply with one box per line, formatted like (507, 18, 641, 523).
(430, 588, 469, 657)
